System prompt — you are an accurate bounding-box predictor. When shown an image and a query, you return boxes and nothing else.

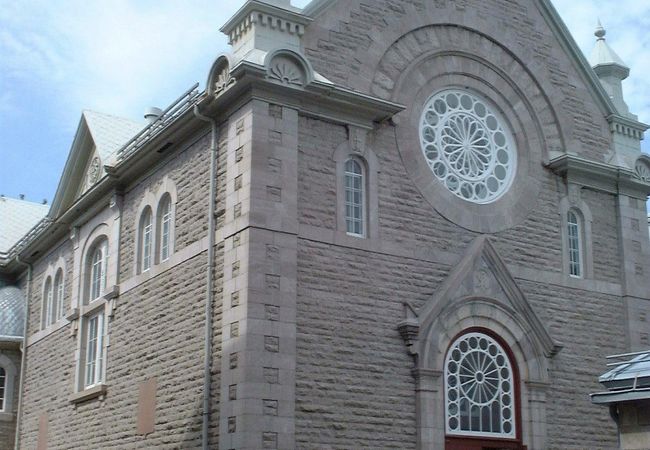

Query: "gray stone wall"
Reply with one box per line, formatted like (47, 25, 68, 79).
(18, 123, 228, 448)
(119, 131, 212, 281)
(296, 239, 448, 449)
(521, 279, 625, 449)
(26, 239, 74, 335)
(19, 254, 211, 449)
(582, 189, 621, 283)
(302, 0, 612, 163)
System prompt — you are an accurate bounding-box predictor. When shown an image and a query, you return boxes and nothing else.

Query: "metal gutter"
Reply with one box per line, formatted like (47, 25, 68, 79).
(13, 257, 31, 450)
(192, 104, 218, 450)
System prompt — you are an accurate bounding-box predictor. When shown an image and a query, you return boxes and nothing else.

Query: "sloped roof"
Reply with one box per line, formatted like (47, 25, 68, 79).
(591, 352, 650, 404)
(49, 111, 145, 219)
(0, 285, 25, 338)
(82, 110, 145, 164)
(589, 24, 628, 70)
(599, 352, 650, 390)
(0, 196, 49, 254)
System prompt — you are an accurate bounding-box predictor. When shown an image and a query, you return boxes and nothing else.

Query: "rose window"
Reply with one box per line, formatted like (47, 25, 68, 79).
(419, 89, 516, 203)
(445, 332, 516, 438)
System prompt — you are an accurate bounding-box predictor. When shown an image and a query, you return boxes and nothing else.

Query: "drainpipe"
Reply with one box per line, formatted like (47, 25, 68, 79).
(14, 256, 32, 450)
(193, 104, 218, 450)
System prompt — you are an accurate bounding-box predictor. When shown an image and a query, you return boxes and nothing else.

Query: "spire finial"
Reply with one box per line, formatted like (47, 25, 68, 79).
(595, 19, 606, 40)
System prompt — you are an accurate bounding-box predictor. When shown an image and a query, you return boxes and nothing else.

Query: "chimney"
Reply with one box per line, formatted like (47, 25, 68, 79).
(144, 107, 163, 124)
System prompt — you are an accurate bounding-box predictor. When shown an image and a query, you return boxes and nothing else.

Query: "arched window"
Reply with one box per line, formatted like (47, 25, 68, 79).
(344, 158, 365, 237)
(445, 331, 517, 441)
(0, 367, 6, 412)
(89, 240, 108, 302)
(42, 277, 53, 329)
(139, 208, 153, 272)
(158, 195, 172, 262)
(567, 210, 582, 278)
(54, 269, 64, 319)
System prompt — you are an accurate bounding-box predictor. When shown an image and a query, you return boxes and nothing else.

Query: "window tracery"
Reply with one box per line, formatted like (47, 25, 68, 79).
(419, 89, 516, 203)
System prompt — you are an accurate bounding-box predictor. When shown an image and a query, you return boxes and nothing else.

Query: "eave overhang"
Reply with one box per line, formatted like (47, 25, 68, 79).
(201, 59, 405, 127)
(591, 387, 650, 405)
(547, 153, 650, 198)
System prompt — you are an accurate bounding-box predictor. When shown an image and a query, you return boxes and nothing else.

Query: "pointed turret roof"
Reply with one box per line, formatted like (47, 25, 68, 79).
(589, 21, 629, 76)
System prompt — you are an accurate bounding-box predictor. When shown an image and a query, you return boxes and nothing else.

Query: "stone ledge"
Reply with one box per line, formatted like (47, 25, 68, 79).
(69, 384, 108, 405)
(0, 412, 15, 422)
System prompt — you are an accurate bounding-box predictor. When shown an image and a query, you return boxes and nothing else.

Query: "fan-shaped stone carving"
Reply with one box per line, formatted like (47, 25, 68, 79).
(268, 57, 304, 87)
(215, 68, 235, 95)
(634, 159, 650, 183)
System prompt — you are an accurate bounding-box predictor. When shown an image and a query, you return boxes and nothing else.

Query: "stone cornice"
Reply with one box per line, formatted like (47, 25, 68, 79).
(547, 153, 650, 198)
(202, 59, 404, 127)
(607, 113, 649, 140)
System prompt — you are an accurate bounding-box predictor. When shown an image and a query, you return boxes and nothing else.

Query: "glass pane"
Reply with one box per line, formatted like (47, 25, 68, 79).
(445, 332, 515, 438)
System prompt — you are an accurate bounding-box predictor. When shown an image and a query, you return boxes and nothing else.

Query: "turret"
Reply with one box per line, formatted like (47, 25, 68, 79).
(590, 21, 633, 118)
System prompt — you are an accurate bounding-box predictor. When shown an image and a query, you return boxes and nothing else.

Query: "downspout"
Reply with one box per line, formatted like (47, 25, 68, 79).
(193, 104, 218, 450)
(14, 256, 32, 450)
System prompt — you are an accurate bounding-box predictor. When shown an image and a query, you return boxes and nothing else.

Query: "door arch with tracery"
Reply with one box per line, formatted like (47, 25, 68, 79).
(444, 329, 526, 450)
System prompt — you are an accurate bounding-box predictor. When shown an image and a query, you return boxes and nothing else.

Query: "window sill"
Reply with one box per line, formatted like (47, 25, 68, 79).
(0, 412, 15, 422)
(69, 384, 107, 404)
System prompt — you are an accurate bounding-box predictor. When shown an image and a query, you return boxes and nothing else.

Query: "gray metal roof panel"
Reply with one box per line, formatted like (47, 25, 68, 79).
(599, 353, 650, 390)
(0, 196, 49, 253)
(82, 110, 145, 165)
(0, 285, 25, 338)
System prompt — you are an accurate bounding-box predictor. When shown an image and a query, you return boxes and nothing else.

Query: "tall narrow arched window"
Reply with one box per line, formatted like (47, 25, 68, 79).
(139, 208, 153, 272)
(84, 312, 105, 388)
(445, 331, 518, 441)
(89, 240, 108, 302)
(158, 195, 172, 262)
(344, 158, 365, 237)
(567, 210, 582, 278)
(0, 367, 5, 411)
(42, 277, 53, 329)
(54, 269, 64, 320)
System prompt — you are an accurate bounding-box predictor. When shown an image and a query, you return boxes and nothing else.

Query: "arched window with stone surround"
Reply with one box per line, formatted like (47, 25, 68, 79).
(54, 268, 64, 320)
(567, 209, 582, 278)
(88, 239, 108, 303)
(445, 330, 521, 448)
(138, 207, 153, 272)
(157, 194, 173, 263)
(344, 158, 365, 237)
(42, 277, 53, 329)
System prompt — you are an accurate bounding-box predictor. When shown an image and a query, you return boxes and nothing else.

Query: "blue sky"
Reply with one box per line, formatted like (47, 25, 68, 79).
(1, 0, 649, 204)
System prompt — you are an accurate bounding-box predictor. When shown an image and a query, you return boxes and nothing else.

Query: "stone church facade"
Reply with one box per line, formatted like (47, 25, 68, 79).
(1, 0, 650, 449)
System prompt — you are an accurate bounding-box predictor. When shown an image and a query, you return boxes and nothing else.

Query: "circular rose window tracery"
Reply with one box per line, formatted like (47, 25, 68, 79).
(445, 332, 516, 439)
(419, 89, 516, 204)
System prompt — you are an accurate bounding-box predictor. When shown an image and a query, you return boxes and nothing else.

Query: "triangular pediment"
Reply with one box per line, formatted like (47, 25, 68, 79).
(49, 111, 144, 219)
(400, 236, 561, 359)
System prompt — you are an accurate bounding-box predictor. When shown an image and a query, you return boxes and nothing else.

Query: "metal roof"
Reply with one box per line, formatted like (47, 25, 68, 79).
(0, 285, 25, 339)
(591, 351, 650, 405)
(589, 22, 629, 70)
(0, 196, 49, 255)
(82, 110, 145, 165)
